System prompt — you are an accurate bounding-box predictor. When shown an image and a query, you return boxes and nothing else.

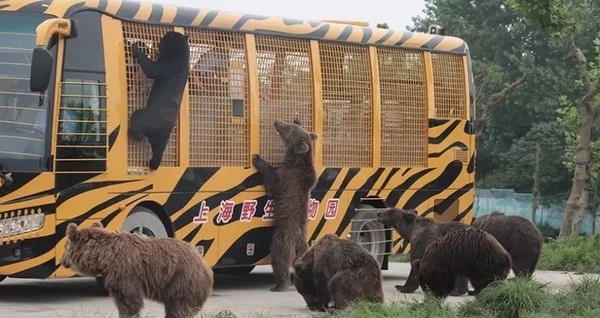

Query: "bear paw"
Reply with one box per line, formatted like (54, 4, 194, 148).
(395, 285, 416, 293)
(270, 283, 288, 292)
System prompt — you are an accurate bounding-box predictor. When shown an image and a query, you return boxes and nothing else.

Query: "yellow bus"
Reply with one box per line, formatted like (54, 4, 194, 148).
(0, 0, 475, 281)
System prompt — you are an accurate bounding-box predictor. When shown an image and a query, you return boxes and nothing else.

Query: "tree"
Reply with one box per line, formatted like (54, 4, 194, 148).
(410, 0, 574, 201)
(376, 22, 389, 29)
(508, 0, 600, 237)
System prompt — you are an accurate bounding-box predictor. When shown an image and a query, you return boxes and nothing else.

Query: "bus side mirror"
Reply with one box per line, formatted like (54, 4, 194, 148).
(30, 47, 53, 93)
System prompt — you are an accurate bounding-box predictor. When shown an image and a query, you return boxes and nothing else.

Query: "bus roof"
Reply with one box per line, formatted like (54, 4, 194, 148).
(1, 0, 469, 55)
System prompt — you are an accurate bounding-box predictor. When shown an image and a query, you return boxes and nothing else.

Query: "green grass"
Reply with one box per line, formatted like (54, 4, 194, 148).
(312, 276, 600, 318)
(537, 234, 600, 273)
(388, 253, 410, 263)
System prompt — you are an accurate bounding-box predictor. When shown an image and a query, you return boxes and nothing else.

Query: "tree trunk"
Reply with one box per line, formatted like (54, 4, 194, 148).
(560, 110, 595, 237)
(572, 186, 589, 236)
(531, 144, 541, 224)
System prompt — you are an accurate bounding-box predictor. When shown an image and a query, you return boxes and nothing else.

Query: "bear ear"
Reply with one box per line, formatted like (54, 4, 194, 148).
(402, 212, 416, 222)
(408, 209, 418, 215)
(309, 132, 318, 141)
(297, 142, 310, 154)
(90, 221, 103, 229)
(66, 223, 78, 240)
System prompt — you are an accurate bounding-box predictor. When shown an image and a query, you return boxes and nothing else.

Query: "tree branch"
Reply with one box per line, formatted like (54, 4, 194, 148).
(565, 29, 597, 110)
(475, 76, 527, 135)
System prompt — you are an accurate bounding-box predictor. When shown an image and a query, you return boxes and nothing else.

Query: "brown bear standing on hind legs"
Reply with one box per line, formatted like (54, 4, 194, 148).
(415, 227, 512, 298)
(252, 119, 318, 291)
(473, 211, 543, 277)
(376, 207, 470, 295)
(293, 234, 384, 311)
(61, 222, 213, 318)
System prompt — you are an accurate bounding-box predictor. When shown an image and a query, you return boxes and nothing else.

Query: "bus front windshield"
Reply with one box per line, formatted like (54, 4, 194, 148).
(0, 12, 51, 171)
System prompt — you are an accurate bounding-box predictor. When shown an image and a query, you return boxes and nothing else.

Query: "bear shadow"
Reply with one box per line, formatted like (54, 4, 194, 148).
(0, 277, 106, 303)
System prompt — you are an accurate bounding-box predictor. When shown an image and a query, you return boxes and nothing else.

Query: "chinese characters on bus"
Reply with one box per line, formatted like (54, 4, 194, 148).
(192, 198, 341, 224)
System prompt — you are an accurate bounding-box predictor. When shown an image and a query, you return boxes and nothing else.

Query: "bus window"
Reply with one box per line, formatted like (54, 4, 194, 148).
(186, 29, 249, 167)
(255, 35, 313, 166)
(431, 53, 466, 119)
(320, 42, 372, 168)
(378, 48, 427, 167)
(0, 13, 50, 171)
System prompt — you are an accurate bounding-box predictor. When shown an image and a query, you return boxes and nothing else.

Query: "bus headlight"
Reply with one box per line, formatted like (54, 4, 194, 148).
(0, 213, 45, 237)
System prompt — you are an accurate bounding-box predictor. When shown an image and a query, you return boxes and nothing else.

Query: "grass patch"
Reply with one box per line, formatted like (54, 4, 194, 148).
(311, 276, 600, 318)
(388, 253, 410, 263)
(537, 234, 600, 273)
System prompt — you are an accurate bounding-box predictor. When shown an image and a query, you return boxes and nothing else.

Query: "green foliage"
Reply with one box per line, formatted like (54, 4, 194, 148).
(506, 0, 579, 35)
(555, 276, 600, 316)
(538, 234, 600, 273)
(376, 22, 389, 29)
(537, 222, 560, 240)
(469, 278, 549, 318)
(389, 253, 410, 263)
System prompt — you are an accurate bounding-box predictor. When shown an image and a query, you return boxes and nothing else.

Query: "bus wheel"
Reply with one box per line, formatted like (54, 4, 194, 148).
(96, 206, 168, 291)
(350, 204, 386, 265)
(213, 266, 256, 276)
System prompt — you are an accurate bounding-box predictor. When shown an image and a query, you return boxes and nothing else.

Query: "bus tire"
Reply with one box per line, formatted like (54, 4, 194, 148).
(349, 204, 386, 266)
(96, 206, 168, 291)
(213, 266, 256, 276)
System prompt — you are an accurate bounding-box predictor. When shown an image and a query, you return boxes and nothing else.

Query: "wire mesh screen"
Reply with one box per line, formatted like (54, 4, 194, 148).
(319, 42, 372, 167)
(378, 48, 427, 167)
(186, 29, 249, 167)
(255, 36, 313, 166)
(431, 53, 466, 119)
(122, 22, 178, 168)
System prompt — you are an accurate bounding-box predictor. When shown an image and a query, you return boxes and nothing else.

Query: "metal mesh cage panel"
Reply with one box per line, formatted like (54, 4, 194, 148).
(431, 53, 466, 119)
(319, 42, 372, 167)
(122, 22, 178, 168)
(186, 29, 249, 167)
(255, 36, 313, 166)
(378, 48, 427, 167)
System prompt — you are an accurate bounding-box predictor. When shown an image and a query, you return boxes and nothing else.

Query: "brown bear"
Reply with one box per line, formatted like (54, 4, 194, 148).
(252, 119, 318, 292)
(376, 207, 470, 295)
(293, 234, 384, 311)
(473, 211, 543, 277)
(416, 227, 512, 298)
(61, 222, 213, 318)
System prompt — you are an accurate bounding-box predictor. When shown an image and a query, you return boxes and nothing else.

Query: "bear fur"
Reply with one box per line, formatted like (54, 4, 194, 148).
(130, 31, 190, 170)
(293, 234, 384, 311)
(252, 119, 318, 291)
(473, 211, 543, 277)
(61, 222, 213, 318)
(376, 207, 470, 295)
(415, 227, 512, 298)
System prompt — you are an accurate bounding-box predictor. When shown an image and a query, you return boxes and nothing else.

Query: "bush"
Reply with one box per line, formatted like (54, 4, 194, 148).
(538, 234, 600, 273)
(466, 277, 548, 318)
(536, 222, 560, 240)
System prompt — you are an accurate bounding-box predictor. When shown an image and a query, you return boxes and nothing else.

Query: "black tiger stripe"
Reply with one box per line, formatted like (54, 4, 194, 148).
(68, 184, 152, 221)
(403, 161, 463, 209)
(429, 121, 461, 144)
(173, 6, 199, 25)
(57, 180, 140, 205)
(360, 27, 372, 44)
(395, 32, 412, 46)
(147, 3, 163, 23)
(232, 14, 269, 30)
(384, 168, 436, 207)
(19, 1, 53, 13)
(422, 36, 444, 50)
(308, 168, 343, 242)
(464, 120, 475, 134)
(183, 226, 202, 242)
(216, 226, 273, 266)
(338, 25, 353, 41)
(421, 182, 473, 217)
(162, 167, 220, 218)
(467, 153, 475, 173)
(429, 118, 450, 128)
(401, 168, 412, 176)
(115, 0, 139, 19)
(428, 142, 468, 158)
(1, 189, 54, 205)
(98, 0, 108, 11)
(375, 29, 395, 45)
(455, 203, 473, 222)
(336, 168, 386, 236)
(108, 125, 119, 151)
(376, 168, 400, 196)
(197, 239, 214, 255)
(450, 43, 467, 54)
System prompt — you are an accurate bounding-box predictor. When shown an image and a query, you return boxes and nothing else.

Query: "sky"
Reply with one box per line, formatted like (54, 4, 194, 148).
(154, 0, 427, 30)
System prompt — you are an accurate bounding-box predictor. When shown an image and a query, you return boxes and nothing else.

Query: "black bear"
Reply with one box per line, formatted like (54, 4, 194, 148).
(416, 228, 512, 298)
(473, 211, 543, 277)
(252, 119, 318, 291)
(376, 207, 470, 295)
(130, 31, 190, 170)
(293, 234, 384, 311)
